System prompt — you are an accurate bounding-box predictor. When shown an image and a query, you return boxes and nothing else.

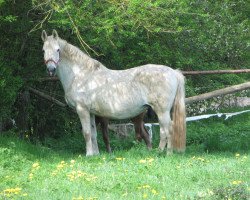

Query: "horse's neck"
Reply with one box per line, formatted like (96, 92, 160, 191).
(57, 39, 107, 92)
(57, 59, 75, 92)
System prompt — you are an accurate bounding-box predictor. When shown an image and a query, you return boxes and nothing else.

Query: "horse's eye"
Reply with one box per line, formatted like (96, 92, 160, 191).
(57, 49, 60, 52)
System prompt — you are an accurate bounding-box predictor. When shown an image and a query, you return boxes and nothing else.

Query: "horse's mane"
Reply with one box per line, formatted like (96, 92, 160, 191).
(59, 38, 105, 71)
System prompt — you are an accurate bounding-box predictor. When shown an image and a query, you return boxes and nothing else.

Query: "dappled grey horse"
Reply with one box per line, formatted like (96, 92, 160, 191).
(41, 30, 186, 156)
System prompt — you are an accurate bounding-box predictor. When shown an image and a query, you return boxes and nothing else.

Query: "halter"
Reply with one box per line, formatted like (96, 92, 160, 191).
(44, 58, 60, 66)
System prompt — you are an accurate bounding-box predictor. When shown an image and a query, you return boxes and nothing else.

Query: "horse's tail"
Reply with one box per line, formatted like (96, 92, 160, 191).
(172, 71, 186, 152)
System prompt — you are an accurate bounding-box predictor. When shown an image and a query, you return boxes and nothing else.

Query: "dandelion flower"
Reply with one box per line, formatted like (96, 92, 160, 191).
(151, 189, 158, 195)
(139, 159, 147, 163)
(232, 180, 242, 185)
(122, 192, 128, 197)
(32, 162, 40, 168)
(147, 158, 154, 163)
(116, 157, 125, 161)
(4, 187, 22, 195)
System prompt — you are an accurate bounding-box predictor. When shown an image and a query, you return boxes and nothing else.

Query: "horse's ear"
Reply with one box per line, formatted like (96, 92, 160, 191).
(52, 29, 59, 40)
(41, 30, 47, 42)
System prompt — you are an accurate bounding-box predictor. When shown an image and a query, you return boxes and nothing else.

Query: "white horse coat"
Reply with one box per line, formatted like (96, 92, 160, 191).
(42, 30, 186, 156)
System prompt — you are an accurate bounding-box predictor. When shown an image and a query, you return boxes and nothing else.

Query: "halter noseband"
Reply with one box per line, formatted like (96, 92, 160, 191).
(44, 59, 60, 65)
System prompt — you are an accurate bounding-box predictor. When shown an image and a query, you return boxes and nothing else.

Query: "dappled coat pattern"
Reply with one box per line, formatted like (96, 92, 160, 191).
(41, 30, 186, 156)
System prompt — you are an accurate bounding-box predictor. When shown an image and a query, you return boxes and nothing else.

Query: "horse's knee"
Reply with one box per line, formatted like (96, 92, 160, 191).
(83, 132, 91, 141)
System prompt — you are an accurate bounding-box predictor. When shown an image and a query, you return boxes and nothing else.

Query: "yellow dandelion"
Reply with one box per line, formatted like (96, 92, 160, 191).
(4, 187, 22, 195)
(143, 193, 148, 199)
(231, 180, 242, 185)
(32, 162, 40, 168)
(29, 173, 34, 180)
(147, 158, 154, 163)
(142, 185, 150, 188)
(235, 153, 240, 157)
(86, 177, 92, 181)
(51, 171, 57, 176)
(197, 157, 205, 162)
(72, 196, 84, 200)
(122, 192, 128, 196)
(116, 157, 125, 161)
(139, 159, 147, 164)
(151, 189, 158, 195)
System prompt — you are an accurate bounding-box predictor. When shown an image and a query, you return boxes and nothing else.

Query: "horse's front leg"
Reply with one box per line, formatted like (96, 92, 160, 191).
(90, 114, 99, 155)
(76, 105, 98, 156)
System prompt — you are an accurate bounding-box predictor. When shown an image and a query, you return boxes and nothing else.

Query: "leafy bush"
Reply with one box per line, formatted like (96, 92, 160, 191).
(187, 108, 250, 152)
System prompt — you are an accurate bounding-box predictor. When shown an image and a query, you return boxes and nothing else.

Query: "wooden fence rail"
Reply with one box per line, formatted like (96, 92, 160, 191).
(28, 82, 250, 108)
(182, 69, 250, 75)
(35, 69, 250, 82)
(185, 82, 250, 104)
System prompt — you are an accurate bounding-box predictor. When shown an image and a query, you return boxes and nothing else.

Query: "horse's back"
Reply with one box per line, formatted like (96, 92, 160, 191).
(131, 64, 183, 110)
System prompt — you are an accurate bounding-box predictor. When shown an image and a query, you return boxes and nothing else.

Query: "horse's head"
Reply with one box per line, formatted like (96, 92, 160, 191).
(41, 30, 61, 76)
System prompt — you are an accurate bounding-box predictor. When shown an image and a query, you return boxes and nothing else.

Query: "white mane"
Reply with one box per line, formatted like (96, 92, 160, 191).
(58, 38, 105, 71)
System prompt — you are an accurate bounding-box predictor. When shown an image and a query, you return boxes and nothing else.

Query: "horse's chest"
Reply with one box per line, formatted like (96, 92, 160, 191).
(65, 94, 76, 108)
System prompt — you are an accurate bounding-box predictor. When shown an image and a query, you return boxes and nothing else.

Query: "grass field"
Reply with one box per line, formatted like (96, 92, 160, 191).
(0, 109, 249, 200)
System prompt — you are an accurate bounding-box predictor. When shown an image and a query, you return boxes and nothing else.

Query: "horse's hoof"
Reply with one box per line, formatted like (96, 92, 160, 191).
(86, 151, 95, 156)
(167, 149, 173, 156)
(147, 145, 153, 150)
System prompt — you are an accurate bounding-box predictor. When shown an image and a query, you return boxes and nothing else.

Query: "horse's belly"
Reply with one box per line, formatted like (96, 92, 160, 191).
(91, 104, 147, 120)
(89, 82, 147, 119)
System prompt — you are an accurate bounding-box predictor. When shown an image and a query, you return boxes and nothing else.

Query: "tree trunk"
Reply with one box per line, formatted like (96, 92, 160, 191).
(16, 90, 31, 138)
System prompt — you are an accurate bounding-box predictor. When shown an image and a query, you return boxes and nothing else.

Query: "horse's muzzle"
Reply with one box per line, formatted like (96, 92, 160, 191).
(47, 66, 56, 77)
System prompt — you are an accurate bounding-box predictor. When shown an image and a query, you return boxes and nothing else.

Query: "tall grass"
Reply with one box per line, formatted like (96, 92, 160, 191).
(0, 108, 249, 199)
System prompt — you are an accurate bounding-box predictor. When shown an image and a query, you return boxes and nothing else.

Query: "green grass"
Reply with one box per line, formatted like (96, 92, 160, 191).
(0, 109, 249, 200)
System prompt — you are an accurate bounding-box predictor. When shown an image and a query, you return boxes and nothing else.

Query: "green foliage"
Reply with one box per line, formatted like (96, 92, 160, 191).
(0, 0, 249, 143)
(0, 54, 23, 118)
(186, 108, 250, 152)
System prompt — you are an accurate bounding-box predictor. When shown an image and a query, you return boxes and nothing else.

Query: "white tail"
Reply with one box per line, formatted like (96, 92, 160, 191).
(172, 72, 186, 152)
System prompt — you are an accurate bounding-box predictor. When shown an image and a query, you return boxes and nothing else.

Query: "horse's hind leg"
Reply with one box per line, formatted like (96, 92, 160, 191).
(132, 112, 152, 149)
(97, 117, 112, 153)
(157, 111, 173, 155)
